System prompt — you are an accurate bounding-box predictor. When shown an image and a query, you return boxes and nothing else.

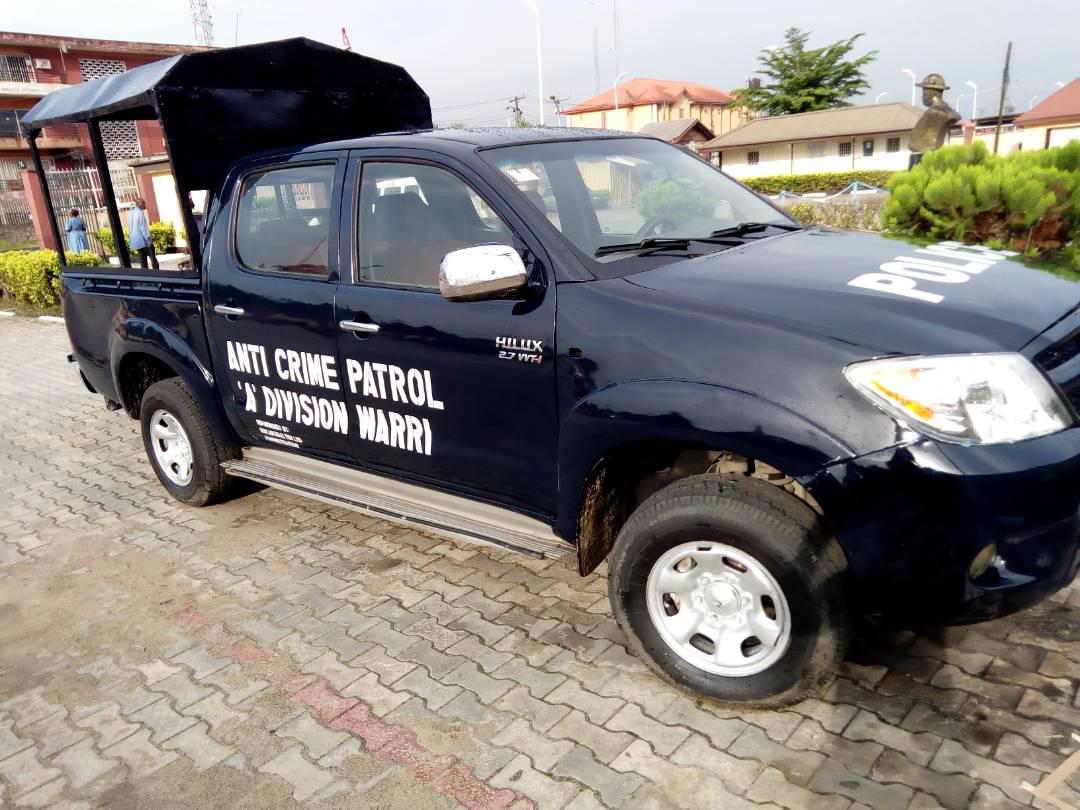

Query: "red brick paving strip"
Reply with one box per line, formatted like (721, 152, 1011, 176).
(171, 604, 533, 810)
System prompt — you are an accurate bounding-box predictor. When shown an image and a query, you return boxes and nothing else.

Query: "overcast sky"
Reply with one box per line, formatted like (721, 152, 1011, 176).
(7, 0, 1078, 126)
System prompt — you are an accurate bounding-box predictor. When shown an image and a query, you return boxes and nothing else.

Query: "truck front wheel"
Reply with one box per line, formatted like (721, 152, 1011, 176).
(139, 378, 237, 506)
(608, 473, 850, 707)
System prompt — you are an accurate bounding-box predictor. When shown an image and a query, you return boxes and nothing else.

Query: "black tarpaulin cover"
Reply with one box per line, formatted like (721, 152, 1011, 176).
(22, 38, 432, 190)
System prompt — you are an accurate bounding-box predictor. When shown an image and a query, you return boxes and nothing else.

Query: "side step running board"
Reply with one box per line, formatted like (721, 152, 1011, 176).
(222, 447, 572, 559)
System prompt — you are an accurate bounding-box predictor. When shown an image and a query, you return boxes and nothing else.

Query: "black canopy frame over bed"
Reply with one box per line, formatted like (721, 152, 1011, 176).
(21, 37, 432, 270)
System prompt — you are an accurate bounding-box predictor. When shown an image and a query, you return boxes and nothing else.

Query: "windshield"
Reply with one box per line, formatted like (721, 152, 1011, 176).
(481, 137, 794, 276)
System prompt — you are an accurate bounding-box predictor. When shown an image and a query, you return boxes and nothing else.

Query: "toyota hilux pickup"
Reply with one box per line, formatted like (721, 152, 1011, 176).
(30, 40, 1080, 706)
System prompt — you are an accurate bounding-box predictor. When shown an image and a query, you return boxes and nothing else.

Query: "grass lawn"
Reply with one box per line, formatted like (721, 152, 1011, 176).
(0, 240, 37, 252)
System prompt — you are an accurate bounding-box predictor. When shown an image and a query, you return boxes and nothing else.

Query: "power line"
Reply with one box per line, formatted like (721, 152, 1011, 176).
(431, 97, 510, 112)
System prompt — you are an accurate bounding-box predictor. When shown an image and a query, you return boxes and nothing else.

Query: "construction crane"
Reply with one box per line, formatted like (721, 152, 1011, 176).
(189, 0, 215, 47)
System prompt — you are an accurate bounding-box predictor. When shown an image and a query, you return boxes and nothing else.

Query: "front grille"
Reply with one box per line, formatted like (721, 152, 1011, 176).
(1035, 328, 1080, 414)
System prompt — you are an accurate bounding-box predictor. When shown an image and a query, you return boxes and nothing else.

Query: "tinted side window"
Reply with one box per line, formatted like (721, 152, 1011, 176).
(235, 164, 335, 276)
(357, 162, 513, 289)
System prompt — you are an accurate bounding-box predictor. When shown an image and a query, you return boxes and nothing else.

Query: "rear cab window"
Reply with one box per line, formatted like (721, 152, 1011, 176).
(234, 164, 335, 277)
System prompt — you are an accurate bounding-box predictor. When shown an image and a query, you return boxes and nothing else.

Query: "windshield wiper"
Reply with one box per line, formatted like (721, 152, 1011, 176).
(595, 237, 693, 257)
(708, 221, 804, 239)
(595, 225, 800, 258)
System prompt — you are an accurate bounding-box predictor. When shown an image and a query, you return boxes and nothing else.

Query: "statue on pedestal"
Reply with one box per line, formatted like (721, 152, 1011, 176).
(908, 74, 961, 166)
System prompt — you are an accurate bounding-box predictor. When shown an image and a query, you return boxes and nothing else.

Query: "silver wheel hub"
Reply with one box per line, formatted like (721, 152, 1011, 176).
(149, 409, 194, 487)
(646, 541, 791, 677)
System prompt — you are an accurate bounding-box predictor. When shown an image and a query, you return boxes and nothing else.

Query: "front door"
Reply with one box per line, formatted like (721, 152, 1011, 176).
(334, 155, 559, 515)
(206, 156, 352, 459)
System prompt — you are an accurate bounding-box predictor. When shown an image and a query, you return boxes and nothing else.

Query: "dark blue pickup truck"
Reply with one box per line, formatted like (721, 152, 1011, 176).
(28, 40, 1080, 706)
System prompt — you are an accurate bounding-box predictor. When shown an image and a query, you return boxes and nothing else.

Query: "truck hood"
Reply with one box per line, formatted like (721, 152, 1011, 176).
(625, 229, 1080, 355)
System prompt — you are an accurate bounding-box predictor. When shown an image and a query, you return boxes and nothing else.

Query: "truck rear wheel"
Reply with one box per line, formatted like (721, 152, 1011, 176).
(607, 473, 850, 707)
(140, 378, 237, 506)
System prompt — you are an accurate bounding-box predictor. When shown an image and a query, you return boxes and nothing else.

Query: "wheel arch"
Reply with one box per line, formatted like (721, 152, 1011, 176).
(111, 318, 236, 446)
(557, 380, 855, 575)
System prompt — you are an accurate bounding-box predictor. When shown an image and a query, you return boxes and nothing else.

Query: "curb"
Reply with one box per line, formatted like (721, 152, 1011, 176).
(0, 311, 64, 322)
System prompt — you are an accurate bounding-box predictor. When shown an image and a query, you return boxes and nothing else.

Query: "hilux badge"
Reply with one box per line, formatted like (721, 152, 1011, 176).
(496, 336, 544, 364)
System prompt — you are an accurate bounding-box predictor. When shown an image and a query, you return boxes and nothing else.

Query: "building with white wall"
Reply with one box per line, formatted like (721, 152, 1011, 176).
(1014, 78, 1080, 149)
(700, 103, 924, 179)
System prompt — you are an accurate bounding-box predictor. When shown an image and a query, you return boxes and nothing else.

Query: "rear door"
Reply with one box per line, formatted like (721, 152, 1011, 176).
(205, 154, 352, 458)
(334, 152, 559, 515)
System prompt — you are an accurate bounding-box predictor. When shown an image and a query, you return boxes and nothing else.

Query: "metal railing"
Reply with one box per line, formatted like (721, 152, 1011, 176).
(0, 55, 34, 84)
(0, 193, 32, 226)
(44, 165, 140, 256)
(0, 110, 26, 139)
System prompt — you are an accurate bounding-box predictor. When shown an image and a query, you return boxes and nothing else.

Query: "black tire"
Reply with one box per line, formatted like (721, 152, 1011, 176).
(608, 473, 850, 707)
(139, 378, 238, 506)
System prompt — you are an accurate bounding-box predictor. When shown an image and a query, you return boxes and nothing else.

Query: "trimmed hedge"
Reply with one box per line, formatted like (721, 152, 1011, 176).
(96, 221, 176, 255)
(741, 170, 897, 195)
(0, 249, 100, 308)
(883, 141, 1080, 267)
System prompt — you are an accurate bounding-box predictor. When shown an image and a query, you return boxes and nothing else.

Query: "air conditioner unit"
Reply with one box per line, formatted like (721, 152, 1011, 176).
(33, 58, 52, 70)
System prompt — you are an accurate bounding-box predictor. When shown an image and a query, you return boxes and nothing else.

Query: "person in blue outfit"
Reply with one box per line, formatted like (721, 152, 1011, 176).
(128, 197, 159, 269)
(65, 208, 90, 254)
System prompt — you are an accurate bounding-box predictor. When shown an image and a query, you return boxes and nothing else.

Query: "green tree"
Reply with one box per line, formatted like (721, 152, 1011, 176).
(733, 27, 877, 116)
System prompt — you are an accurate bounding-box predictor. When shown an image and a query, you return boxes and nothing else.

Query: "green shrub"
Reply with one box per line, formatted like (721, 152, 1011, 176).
(883, 141, 1080, 259)
(636, 181, 716, 220)
(96, 221, 177, 255)
(784, 199, 884, 231)
(741, 170, 897, 195)
(0, 249, 99, 308)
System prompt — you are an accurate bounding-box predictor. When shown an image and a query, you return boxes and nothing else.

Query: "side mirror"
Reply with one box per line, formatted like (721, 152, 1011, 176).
(439, 244, 528, 302)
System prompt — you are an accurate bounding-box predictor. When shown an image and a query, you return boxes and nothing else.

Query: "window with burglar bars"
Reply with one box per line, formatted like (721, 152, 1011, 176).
(838, 142, 852, 158)
(886, 137, 901, 153)
(78, 58, 143, 160)
(0, 55, 33, 83)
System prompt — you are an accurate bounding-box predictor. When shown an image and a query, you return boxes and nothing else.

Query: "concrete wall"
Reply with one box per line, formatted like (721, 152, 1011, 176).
(1018, 122, 1080, 150)
(718, 132, 914, 178)
(0, 221, 36, 247)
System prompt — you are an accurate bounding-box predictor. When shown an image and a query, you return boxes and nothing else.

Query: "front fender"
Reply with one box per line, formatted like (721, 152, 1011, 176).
(555, 379, 857, 541)
(110, 317, 234, 444)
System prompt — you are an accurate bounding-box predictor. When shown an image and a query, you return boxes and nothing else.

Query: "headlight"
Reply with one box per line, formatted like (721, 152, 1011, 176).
(844, 353, 1072, 445)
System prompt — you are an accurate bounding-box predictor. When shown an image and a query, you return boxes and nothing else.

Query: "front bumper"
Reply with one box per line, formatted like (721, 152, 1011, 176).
(813, 426, 1080, 625)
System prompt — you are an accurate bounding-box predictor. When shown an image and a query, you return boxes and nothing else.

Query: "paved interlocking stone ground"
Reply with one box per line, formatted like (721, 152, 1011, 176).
(1, 316, 1079, 810)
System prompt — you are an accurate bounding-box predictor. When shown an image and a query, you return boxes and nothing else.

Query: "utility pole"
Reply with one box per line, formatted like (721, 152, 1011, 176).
(507, 95, 526, 127)
(993, 42, 1012, 154)
(612, 0, 620, 87)
(519, 0, 544, 126)
(593, 29, 600, 95)
(549, 95, 570, 126)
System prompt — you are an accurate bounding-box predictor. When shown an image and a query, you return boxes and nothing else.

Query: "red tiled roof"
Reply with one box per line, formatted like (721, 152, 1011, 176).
(1015, 78, 1080, 127)
(565, 78, 732, 115)
(0, 31, 208, 56)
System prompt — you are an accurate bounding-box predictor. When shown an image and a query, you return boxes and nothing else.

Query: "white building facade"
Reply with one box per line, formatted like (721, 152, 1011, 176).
(701, 103, 924, 179)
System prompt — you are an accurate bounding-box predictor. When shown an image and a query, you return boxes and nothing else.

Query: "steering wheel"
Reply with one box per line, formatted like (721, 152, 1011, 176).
(634, 214, 679, 241)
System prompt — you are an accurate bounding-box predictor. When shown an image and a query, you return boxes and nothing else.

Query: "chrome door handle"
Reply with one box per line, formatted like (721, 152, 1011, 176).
(340, 320, 380, 334)
(214, 304, 245, 317)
